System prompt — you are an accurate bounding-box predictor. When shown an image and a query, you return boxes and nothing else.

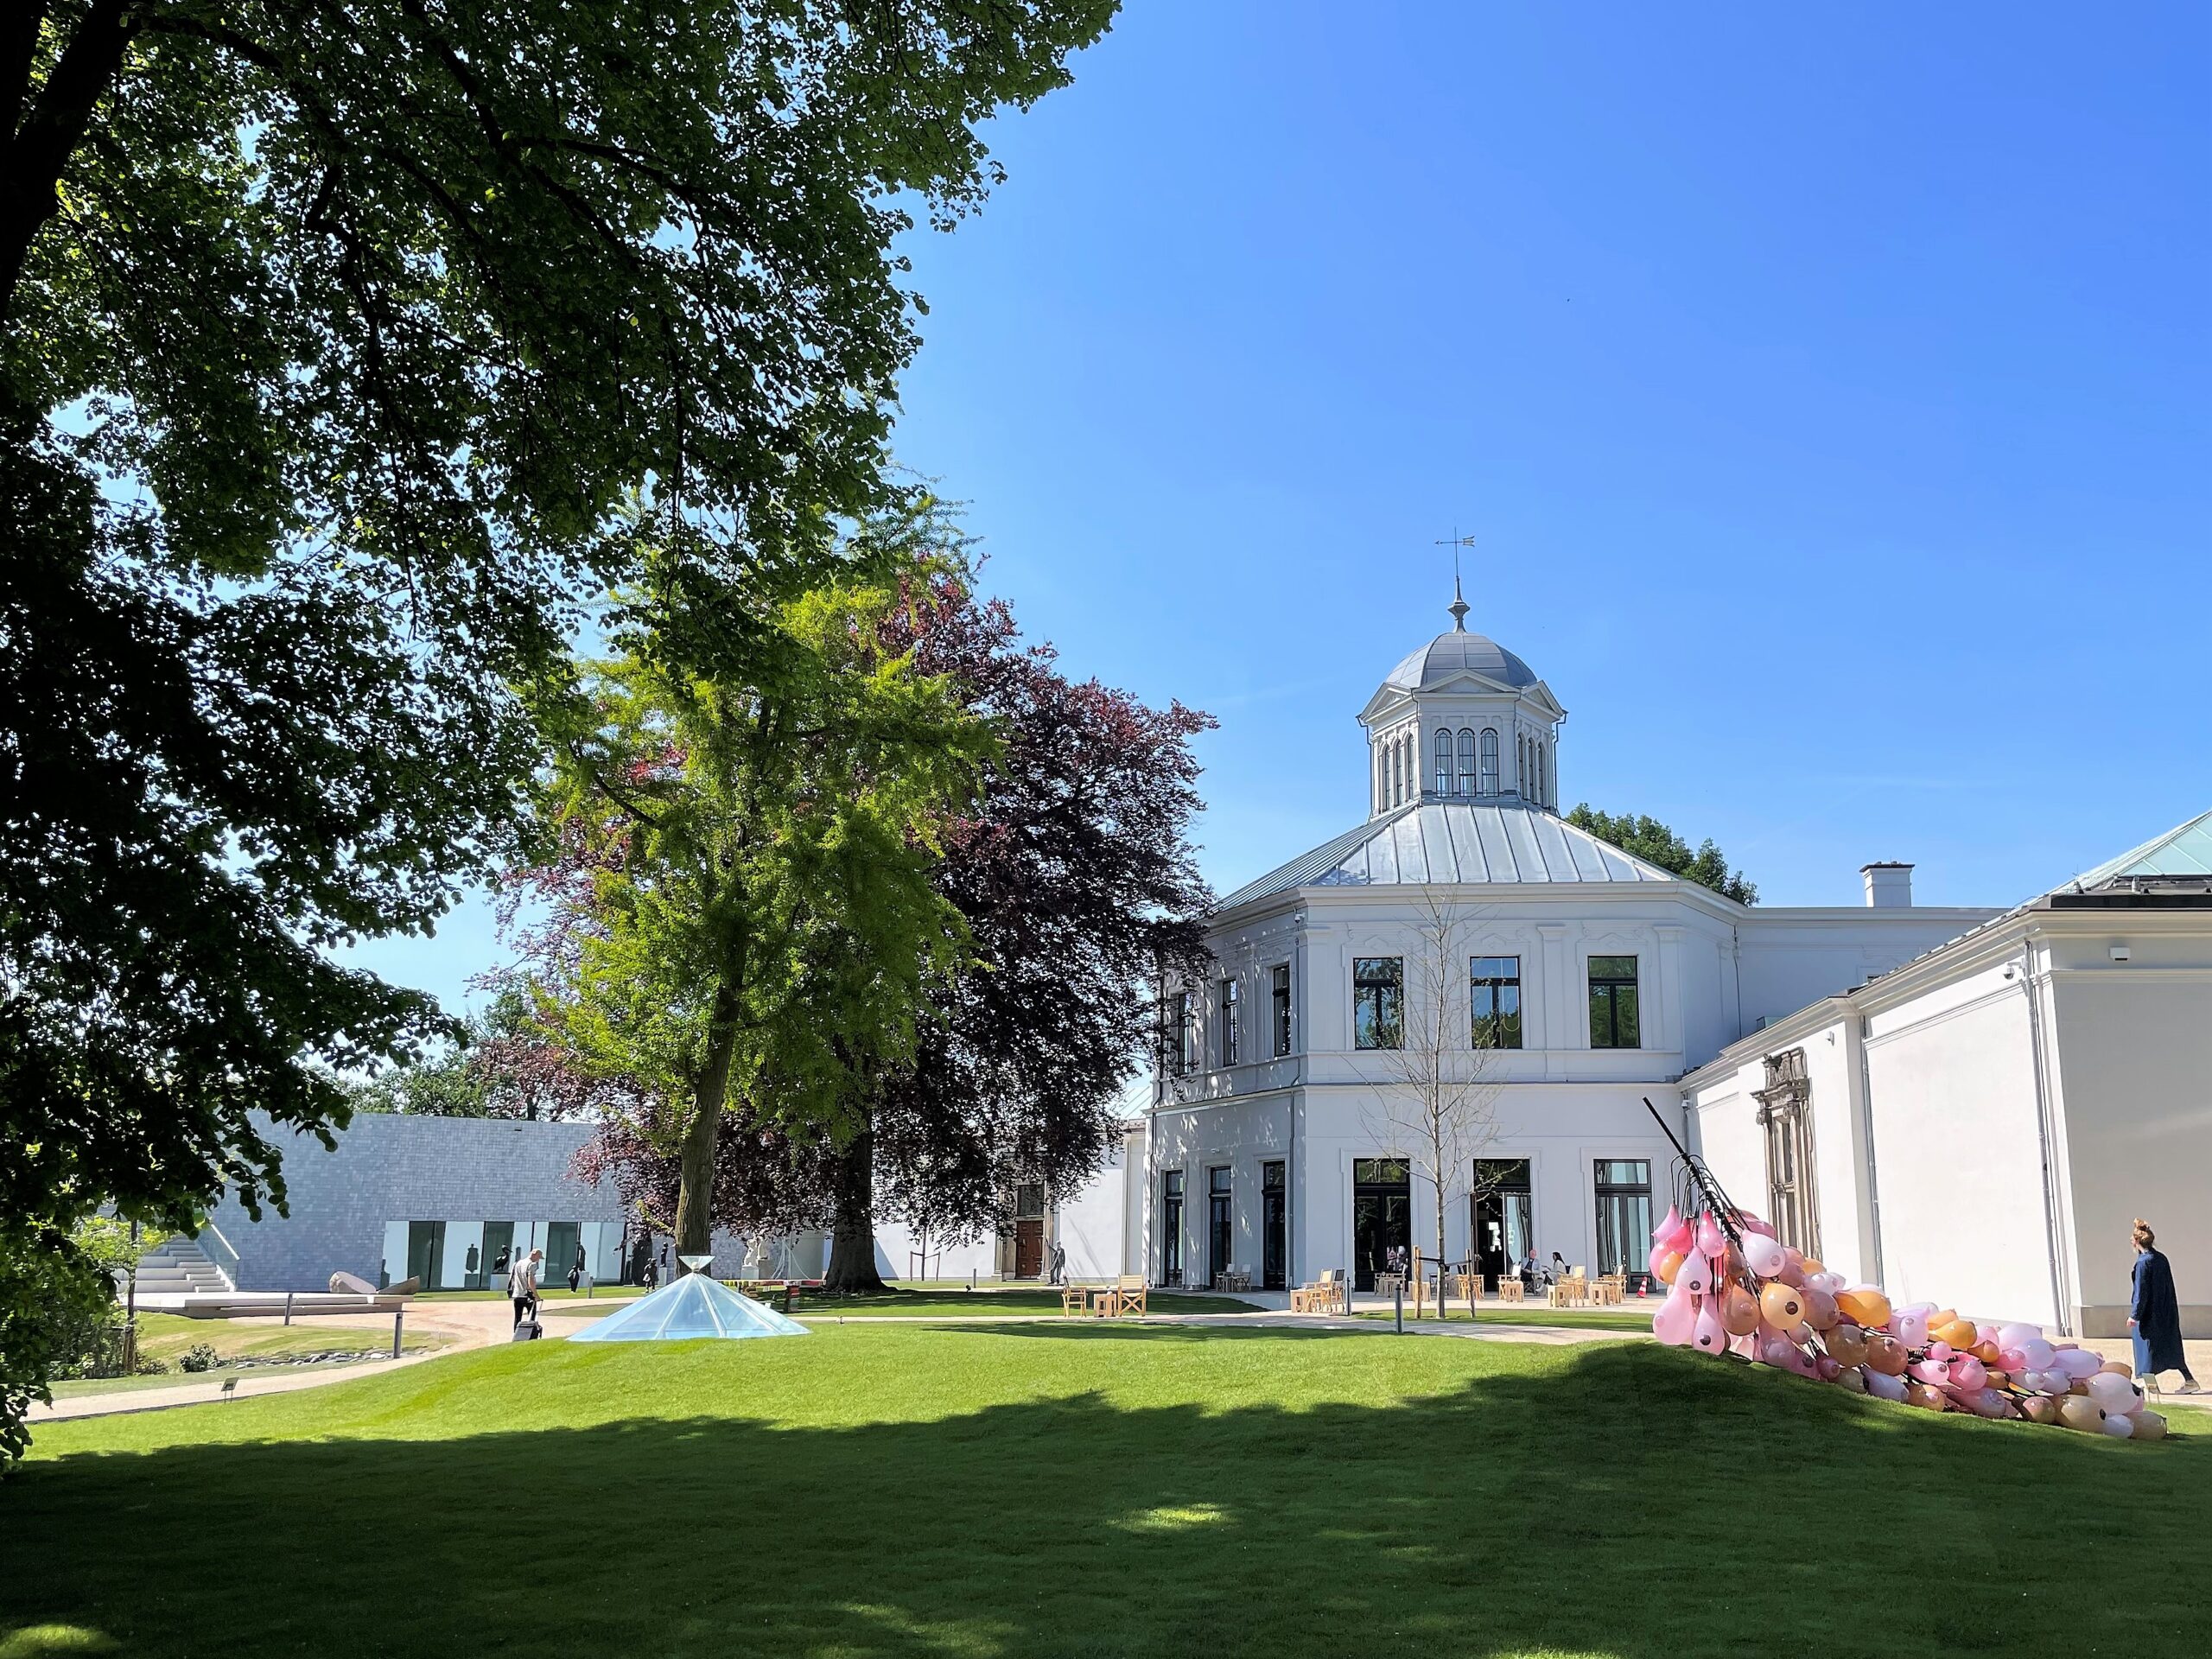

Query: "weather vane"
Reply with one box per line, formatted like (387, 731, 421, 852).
(1434, 529, 1477, 631)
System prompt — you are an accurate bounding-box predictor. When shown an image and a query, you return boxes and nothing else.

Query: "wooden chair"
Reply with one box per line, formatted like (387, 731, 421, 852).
(1060, 1282, 1091, 1317)
(1496, 1277, 1525, 1305)
(1100, 1274, 1147, 1318)
(1290, 1268, 1344, 1315)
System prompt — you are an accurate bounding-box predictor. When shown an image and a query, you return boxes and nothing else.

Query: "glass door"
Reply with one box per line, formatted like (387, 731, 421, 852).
(1262, 1161, 1287, 1290)
(1593, 1160, 1652, 1281)
(480, 1221, 513, 1291)
(405, 1220, 446, 1291)
(1207, 1167, 1232, 1287)
(1471, 1159, 1533, 1285)
(1160, 1172, 1185, 1287)
(1351, 1159, 1411, 1292)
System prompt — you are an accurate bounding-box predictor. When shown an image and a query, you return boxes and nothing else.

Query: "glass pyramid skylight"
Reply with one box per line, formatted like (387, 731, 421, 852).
(566, 1274, 810, 1343)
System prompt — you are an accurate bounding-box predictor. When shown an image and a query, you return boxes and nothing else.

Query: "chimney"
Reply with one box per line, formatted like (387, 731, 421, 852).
(1861, 861, 1914, 909)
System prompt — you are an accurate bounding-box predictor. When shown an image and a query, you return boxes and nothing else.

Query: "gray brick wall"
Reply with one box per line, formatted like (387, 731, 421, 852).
(207, 1112, 625, 1291)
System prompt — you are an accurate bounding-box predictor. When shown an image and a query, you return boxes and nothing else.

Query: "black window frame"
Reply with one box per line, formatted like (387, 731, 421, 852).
(1587, 955, 1641, 1050)
(1271, 963, 1293, 1057)
(1593, 1158, 1652, 1281)
(1160, 1169, 1185, 1287)
(1470, 955, 1523, 1050)
(1219, 976, 1240, 1067)
(1353, 957, 1404, 1050)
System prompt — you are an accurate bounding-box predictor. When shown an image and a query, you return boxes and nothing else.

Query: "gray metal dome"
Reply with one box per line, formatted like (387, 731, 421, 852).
(1382, 630, 1539, 694)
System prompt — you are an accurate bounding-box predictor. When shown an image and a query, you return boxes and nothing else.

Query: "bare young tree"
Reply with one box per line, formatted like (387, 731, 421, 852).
(1357, 891, 1508, 1312)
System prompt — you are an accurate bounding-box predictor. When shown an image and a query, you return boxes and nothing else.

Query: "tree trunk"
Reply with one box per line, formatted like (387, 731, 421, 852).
(820, 1127, 885, 1293)
(672, 991, 741, 1268)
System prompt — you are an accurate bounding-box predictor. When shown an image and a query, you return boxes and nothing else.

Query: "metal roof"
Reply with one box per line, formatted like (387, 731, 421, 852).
(1382, 630, 1540, 693)
(1215, 800, 1680, 911)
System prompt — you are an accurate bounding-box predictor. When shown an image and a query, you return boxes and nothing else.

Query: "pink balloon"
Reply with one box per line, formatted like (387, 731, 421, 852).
(1927, 1340, 1955, 1362)
(1910, 1358, 1951, 1387)
(1815, 1355, 1841, 1381)
(1758, 1337, 1797, 1368)
(1997, 1322, 2041, 1352)
(1894, 1309, 1930, 1347)
(1679, 1253, 1713, 1296)
(1951, 1356, 1987, 1391)
(1652, 1203, 1683, 1245)
(1997, 1348, 2028, 1375)
(1652, 1281, 1696, 1346)
(2056, 1347, 2104, 1381)
(1694, 1213, 1727, 1258)
(1864, 1369, 1908, 1403)
(1692, 1303, 1728, 1355)
(2021, 1338, 2056, 1370)
(1742, 1233, 1787, 1278)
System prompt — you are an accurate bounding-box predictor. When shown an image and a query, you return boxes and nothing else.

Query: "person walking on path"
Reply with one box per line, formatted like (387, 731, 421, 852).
(509, 1248, 543, 1328)
(2129, 1219, 2200, 1394)
(569, 1241, 587, 1294)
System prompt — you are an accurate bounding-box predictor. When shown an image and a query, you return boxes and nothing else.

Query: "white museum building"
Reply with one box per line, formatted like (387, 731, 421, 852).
(1130, 596, 1995, 1300)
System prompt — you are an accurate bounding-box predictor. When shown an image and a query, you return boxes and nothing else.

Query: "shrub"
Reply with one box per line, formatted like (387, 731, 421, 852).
(178, 1343, 220, 1374)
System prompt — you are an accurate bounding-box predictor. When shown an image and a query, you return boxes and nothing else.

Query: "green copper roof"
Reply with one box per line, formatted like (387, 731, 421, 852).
(2066, 809, 2212, 893)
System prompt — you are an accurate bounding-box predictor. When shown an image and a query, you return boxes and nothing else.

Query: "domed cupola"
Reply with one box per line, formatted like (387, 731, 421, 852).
(1357, 581, 1567, 819)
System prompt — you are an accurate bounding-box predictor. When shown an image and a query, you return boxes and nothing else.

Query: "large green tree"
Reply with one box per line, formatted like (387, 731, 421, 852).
(509, 524, 990, 1259)
(0, 0, 1114, 1456)
(1565, 805, 1759, 905)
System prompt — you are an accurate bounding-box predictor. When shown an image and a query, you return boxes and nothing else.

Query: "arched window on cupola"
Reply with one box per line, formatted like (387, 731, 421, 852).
(1433, 729, 1452, 797)
(1479, 728, 1499, 795)
(1536, 741, 1548, 807)
(1456, 729, 1477, 796)
(1391, 738, 1403, 806)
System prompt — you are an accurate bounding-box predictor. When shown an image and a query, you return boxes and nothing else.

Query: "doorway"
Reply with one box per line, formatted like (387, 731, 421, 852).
(1206, 1167, 1232, 1287)
(1471, 1158, 1533, 1285)
(1160, 1171, 1185, 1287)
(1351, 1159, 1410, 1292)
(1262, 1160, 1287, 1290)
(544, 1221, 581, 1287)
(481, 1221, 515, 1290)
(405, 1220, 446, 1291)
(1013, 1183, 1046, 1279)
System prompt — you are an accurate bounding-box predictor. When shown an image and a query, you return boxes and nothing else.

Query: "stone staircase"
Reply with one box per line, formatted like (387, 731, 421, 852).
(130, 1235, 235, 1295)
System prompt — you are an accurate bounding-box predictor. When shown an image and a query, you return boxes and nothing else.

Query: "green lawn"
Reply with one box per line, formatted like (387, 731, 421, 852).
(542, 1285, 1258, 1321)
(8, 1328, 2207, 1658)
(1348, 1306, 1655, 1333)
(127, 1311, 446, 1365)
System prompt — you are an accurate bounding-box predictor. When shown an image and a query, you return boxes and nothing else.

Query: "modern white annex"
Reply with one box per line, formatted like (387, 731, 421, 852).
(1137, 591, 1995, 1299)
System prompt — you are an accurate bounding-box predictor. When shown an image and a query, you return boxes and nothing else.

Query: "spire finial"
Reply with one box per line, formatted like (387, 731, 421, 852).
(1434, 529, 1476, 630)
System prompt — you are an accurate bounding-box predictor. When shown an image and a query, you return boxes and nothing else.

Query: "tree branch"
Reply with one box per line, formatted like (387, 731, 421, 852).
(0, 0, 136, 318)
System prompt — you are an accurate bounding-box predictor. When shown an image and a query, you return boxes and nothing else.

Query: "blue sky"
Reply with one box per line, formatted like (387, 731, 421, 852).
(356, 2, 2210, 1014)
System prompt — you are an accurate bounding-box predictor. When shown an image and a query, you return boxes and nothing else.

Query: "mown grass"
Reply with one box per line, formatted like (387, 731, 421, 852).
(129, 1312, 446, 1364)
(1347, 1306, 1655, 1333)
(7, 1326, 2207, 1658)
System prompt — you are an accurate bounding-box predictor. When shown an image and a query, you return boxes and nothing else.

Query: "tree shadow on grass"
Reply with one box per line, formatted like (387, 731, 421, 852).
(3, 1340, 2208, 1659)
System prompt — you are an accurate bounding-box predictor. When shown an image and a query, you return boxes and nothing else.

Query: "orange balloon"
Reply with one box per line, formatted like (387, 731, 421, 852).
(1933, 1319, 1979, 1350)
(1656, 1249, 1684, 1285)
(1826, 1325, 1869, 1369)
(1864, 1333, 1909, 1376)
(1759, 1282, 1807, 1330)
(1837, 1288, 1892, 1328)
(1721, 1286, 1762, 1337)
(1800, 1258, 1827, 1278)
(1928, 1308, 1959, 1333)
(1802, 1287, 1841, 1331)
(1904, 1382, 1950, 1413)
(1973, 1341, 2002, 1365)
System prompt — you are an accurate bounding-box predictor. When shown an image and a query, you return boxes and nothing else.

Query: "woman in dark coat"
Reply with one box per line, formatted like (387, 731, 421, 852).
(2129, 1219, 2199, 1393)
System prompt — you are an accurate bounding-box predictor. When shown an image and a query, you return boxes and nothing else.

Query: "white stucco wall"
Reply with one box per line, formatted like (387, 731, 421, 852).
(1860, 961, 2062, 1327)
(2045, 937, 2212, 1334)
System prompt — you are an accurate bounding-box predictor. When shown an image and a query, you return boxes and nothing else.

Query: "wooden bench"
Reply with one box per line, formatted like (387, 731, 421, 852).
(1290, 1268, 1344, 1315)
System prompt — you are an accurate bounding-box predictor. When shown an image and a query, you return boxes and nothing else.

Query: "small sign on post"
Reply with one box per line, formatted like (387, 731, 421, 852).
(391, 1309, 404, 1359)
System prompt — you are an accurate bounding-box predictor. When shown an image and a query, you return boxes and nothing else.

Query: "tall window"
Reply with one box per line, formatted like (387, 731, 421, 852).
(1456, 728, 1477, 796)
(1434, 729, 1452, 796)
(1353, 957, 1403, 1049)
(1389, 741, 1401, 806)
(1471, 956, 1523, 1049)
(1539, 742, 1549, 806)
(1271, 963, 1293, 1056)
(1173, 989, 1198, 1073)
(1587, 956, 1640, 1049)
(1757, 1050, 1821, 1257)
(1479, 728, 1499, 795)
(1593, 1160, 1652, 1279)
(1219, 977, 1240, 1067)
